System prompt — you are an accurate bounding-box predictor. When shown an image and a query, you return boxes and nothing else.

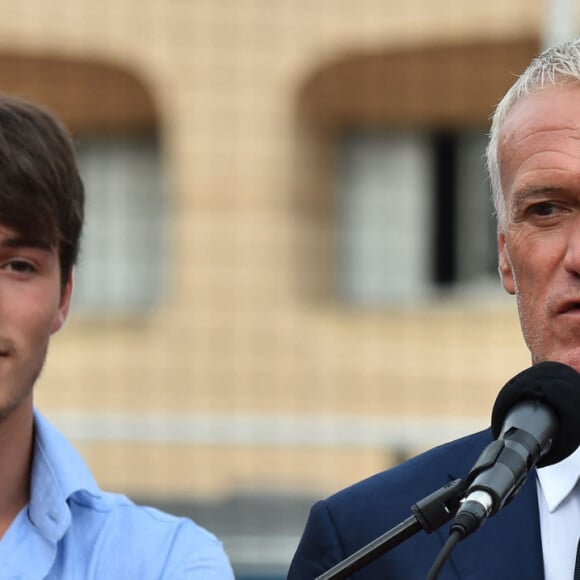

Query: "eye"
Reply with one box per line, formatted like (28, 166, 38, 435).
(529, 202, 561, 216)
(2, 260, 37, 273)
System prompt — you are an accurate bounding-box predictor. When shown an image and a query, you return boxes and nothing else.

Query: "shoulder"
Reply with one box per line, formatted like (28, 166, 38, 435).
(325, 429, 490, 518)
(287, 430, 491, 579)
(65, 492, 234, 579)
(32, 412, 234, 578)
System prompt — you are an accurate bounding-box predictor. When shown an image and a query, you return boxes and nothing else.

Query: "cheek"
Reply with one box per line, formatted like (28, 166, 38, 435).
(511, 256, 545, 297)
(509, 243, 562, 320)
(11, 289, 64, 344)
(507, 230, 562, 286)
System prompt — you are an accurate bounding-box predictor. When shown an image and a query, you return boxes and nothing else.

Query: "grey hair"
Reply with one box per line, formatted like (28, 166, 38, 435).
(487, 38, 580, 230)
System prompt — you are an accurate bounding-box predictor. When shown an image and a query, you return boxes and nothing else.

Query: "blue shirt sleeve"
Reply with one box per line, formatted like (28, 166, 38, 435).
(158, 520, 235, 579)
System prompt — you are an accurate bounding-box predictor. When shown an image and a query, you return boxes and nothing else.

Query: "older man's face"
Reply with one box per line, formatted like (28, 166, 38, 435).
(498, 82, 580, 371)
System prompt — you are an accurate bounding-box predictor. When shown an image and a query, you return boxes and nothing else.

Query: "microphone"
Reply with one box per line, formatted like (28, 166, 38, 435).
(451, 361, 580, 539)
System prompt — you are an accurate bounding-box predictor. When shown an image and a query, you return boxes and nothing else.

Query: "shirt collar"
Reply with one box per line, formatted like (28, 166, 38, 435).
(536, 445, 580, 512)
(28, 410, 101, 542)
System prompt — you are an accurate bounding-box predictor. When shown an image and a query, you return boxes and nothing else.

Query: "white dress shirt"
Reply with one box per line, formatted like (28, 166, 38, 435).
(536, 445, 580, 580)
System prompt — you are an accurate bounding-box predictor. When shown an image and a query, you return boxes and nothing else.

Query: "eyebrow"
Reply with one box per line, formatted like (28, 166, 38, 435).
(511, 185, 568, 212)
(0, 236, 53, 251)
(513, 184, 565, 198)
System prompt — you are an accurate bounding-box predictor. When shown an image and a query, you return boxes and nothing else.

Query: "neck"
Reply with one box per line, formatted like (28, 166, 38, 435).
(0, 397, 33, 538)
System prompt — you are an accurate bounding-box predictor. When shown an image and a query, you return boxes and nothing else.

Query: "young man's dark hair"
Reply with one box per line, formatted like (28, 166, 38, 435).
(0, 96, 84, 289)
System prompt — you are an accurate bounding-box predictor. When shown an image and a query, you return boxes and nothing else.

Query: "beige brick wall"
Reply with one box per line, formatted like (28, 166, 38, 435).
(0, 0, 547, 498)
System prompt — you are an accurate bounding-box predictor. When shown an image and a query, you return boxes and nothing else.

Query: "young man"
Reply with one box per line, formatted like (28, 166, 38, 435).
(0, 96, 234, 578)
(288, 39, 580, 579)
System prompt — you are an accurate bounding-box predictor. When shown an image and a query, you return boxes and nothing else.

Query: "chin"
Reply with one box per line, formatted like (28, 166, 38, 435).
(534, 351, 580, 374)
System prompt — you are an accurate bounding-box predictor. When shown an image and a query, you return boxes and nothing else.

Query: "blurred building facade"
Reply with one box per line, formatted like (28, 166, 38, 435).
(0, 0, 555, 576)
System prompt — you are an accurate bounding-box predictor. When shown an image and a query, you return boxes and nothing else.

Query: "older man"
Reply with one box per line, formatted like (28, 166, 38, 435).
(288, 39, 580, 580)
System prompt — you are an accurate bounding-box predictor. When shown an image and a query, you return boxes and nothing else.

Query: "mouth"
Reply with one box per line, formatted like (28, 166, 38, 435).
(557, 301, 580, 315)
(0, 338, 15, 357)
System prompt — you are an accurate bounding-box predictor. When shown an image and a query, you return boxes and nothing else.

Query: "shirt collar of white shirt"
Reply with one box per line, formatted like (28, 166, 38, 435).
(536, 445, 580, 512)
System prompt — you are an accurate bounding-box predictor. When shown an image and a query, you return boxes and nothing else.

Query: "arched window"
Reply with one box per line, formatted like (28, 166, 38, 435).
(0, 54, 165, 314)
(298, 38, 539, 305)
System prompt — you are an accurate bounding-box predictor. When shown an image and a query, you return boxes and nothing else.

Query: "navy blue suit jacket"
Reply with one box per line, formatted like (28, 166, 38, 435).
(287, 430, 543, 579)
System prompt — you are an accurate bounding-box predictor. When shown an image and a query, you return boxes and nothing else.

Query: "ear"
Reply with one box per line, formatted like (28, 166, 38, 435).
(498, 231, 515, 295)
(51, 271, 73, 334)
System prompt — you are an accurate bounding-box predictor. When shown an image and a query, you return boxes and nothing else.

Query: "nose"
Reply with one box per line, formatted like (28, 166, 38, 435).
(563, 216, 580, 276)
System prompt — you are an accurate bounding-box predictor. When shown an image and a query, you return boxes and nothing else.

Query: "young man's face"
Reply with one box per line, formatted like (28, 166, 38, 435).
(498, 82, 580, 371)
(0, 224, 71, 420)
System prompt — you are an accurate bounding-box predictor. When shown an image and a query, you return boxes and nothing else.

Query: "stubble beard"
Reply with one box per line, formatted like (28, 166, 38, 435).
(517, 287, 580, 372)
(0, 339, 47, 424)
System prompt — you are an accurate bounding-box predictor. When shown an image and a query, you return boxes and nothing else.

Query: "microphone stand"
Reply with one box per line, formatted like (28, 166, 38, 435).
(315, 478, 467, 580)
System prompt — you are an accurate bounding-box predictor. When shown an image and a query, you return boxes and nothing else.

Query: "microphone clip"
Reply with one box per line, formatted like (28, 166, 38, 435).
(411, 478, 467, 533)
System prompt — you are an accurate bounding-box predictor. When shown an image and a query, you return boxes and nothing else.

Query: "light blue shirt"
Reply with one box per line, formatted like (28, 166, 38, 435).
(0, 411, 235, 579)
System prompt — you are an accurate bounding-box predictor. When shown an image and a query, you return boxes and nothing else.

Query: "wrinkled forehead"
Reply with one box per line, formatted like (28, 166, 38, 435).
(497, 83, 580, 204)
(500, 82, 580, 146)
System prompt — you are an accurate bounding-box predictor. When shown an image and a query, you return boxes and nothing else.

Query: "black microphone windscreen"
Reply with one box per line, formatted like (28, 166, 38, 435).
(490, 361, 580, 467)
